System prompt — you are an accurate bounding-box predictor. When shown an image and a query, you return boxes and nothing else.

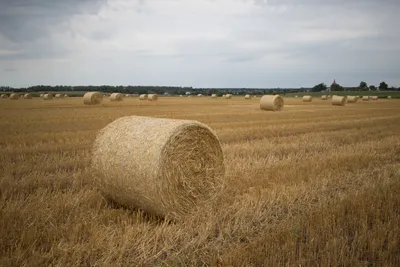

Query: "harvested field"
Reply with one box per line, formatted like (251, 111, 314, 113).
(0, 96, 399, 266)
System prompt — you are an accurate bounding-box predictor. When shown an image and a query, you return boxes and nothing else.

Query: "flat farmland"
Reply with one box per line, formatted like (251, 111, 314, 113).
(0, 96, 399, 266)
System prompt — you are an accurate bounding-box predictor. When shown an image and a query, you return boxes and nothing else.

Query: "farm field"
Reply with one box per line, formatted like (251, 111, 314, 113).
(0, 96, 399, 266)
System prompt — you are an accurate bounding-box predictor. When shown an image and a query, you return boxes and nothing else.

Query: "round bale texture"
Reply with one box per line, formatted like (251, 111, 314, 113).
(139, 94, 148, 100)
(110, 93, 124, 101)
(91, 116, 225, 220)
(83, 92, 102, 105)
(24, 93, 33, 99)
(260, 95, 284, 111)
(55, 93, 63, 99)
(225, 94, 232, 99)
(332, 95, 346, 106)
(245, 94, 251, 99)
(362, 96, 370, 101)
(148, 94, 158, 101)
(371, 96, 378, 100)
(9, 93, 19, 100)
(211, 94, 217, 98)
(347, 96, 358, 103)
(302, 95, 312, 102)
(43, 94, 53, 100)
(321, 95, 328, 100)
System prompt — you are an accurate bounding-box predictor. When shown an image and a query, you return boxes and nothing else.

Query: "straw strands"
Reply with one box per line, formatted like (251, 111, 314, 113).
(91, 115, 225, 220)
(110, 93, 124, 101)
(332, 95, 346, 106)
(302, 95, 312, 102)
(139, 94, 148, 100)
(83, 92, 103, 105)
(148, 94, 158, 101)
(260, 95, 284, 111)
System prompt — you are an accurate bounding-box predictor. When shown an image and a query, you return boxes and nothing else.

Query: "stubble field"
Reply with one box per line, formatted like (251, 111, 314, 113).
(0, 96, 399, 266)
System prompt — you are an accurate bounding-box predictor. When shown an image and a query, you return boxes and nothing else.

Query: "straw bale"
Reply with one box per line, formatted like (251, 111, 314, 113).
(302, 95, 312, 102)
(371, 96, 378, 100)
(362, 96, 370, 101)
(91, 116, 225, 220)
(332, 95, 346, 106)
(347, 96, 358, 103)
(225, 94, 232, 99)
(211, 94, 217, 98)
(43, 94, 53, 100)
(1, 94, 8, 99)
(55, 93, 63, 98)
(24, 93, 33, 99)
(387, 96, 392, 99)
(245, 94, 251, 99)
(9, 93, 19, 100)
(321, 95, 328, 100)
(83, 92, 102, 105)
(148, 94, 158, 101)
(260, 95, 284, 111)
(197, 94, 203, 97)
(110, 93, 124, 101)
(139, 94, 148, 100)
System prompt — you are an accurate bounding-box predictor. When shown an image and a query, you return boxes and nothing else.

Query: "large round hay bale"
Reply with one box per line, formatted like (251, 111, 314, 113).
(39, 93, 44, 97)
(1, 94, 8, 99)
(371, 96, 378, 100)
(347, 96, 358, 103)
(321, 95, 328, 100)
(23, 93, 33, 99)
(43, 94, 53, 100)
(83, 92, 102, 105)
(387, 96, 392, 99)
(148, 94, 158, 101)
(9, 93, 19, 100)
(110, 93, 124, 101)
(64, 94, 69, 97)
(245, 94, 251, 99)
(362, 96, 369, 101)
(302, 95, 312, 102)
(91, 116, 225, 220)
(225, 94, 232, 99)
(260, 95, 284, 111)
(139, 94, 148, 100)
(55, 93, 63, 99)
(197, 94, 203, 97)
(211, 94, 217, 98)
(332, 95, 346, 106)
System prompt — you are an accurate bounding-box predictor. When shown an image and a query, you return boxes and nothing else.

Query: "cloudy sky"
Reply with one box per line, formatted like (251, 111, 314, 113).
(0, 0, 399, 88)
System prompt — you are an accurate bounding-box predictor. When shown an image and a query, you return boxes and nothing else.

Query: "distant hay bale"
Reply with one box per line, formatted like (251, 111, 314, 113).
(148, 94, 158, 101)
(40, 93, 44, 97)
(179, 95, 183, 97)
(295, 95, 298, 98)
(387, 96, 392, 99)
(64, 94, 69, 97)
(24, 93, 33, 99)
(197, 94, 203, 97)
(260, 95, 284, 111)
(55, 93, 63, 99)
(83, 92, 103, 105)
(211, 94, 217, 98)
(362, 96, 370, 101)
(371, 96, 378, 100)
(43, 94, 53, 100)
(332, 95, 346, 106)
(321, 95, 328, 100)
(225, 94, 232, 99)
(9, 93, 19, 100)
(347, 96, 358, 103)
(245, 94, 251, 99)
(91, 115, 225, 220)
(1, 94, 8, 99)
(110, 93, 124, 101)
(125, 94, 130, 97)
(139, 94, 148, 100)
(302, 95, 312, 102)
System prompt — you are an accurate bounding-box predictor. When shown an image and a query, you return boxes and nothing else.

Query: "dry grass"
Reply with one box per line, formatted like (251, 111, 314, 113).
(0, 96, 399, 266)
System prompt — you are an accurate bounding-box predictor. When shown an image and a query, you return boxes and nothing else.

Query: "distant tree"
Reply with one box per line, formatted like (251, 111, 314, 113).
(369, 85, 377, 91)
(311, 83, 327, 92)
(359, 81, 368, 90)
(331, 82, 344, 91)
(379, 81, 388, 90)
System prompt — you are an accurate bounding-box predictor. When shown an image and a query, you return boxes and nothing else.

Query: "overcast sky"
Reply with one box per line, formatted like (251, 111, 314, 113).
(0, 0, 399, 88)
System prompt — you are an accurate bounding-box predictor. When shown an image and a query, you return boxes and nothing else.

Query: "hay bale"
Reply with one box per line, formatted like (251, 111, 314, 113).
(211, 94, 217, 98)
(39, 93, 44, 97)
(347, 96, 358, 103)
(321, 95, 328, 100)
(64, 94, 69, 97)
(362, 96, 370, 101)
(371, 96, 378, 100)
(23, 93, 33, 99)
(197, 94, 203, 97)
(260, 95, 284, 111)
(245, 94, 251, 99)
(55, 93, 63, 99)
(148, 94, 158, 101)
(91, 115, 225, 220)
(9, 93, 19, 100)
(387, 96, 392, 99)
(110, 93, 124, 101)
(302, 95, 312, 102)
(179, 95, 183, 97)
(139, 94, 148, 100)
(332, 95, 346, 106)
(83, 92, 102, 105)
(43, 94, 53, 100)
(225, 94, 232, 99)
(125, 94, 130, 98)
(1, 94, 9, 99)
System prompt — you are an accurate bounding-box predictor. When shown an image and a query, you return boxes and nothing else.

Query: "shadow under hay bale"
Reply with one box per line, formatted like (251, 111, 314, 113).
(91, 116, 225, 220)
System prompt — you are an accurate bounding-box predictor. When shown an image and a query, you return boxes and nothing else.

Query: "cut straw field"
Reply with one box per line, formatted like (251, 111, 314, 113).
(0, 96, 399, 266)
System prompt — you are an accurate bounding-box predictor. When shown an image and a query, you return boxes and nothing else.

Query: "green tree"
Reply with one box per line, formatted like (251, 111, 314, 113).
(311, 83, 327, 92)
(359, 81, 368, 90)
(369, 85, 377, 91)
(331, 82, 344, 91)
(379, 81, 388, 90)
